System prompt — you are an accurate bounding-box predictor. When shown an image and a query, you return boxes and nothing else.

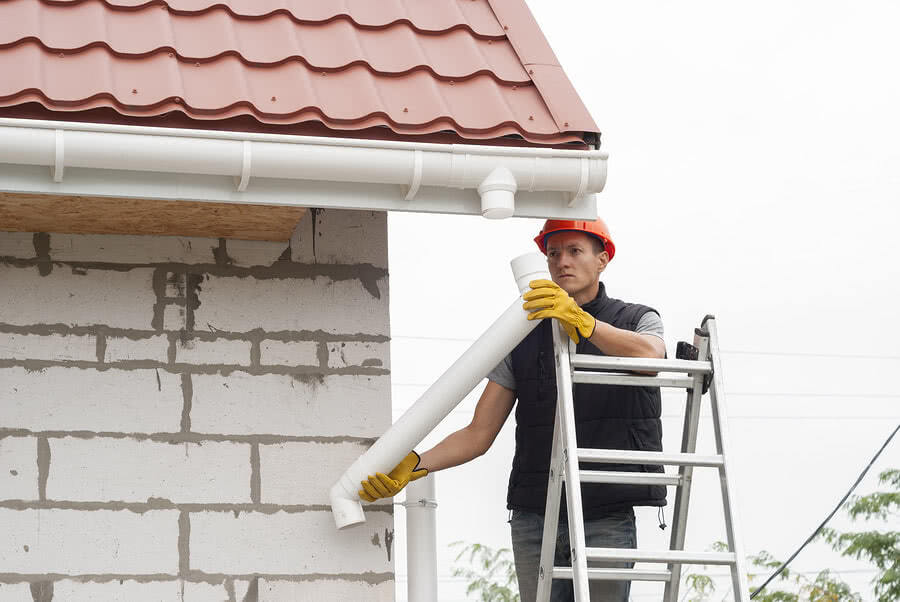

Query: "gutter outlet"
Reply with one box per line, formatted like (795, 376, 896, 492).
(477, 166, 517, 219)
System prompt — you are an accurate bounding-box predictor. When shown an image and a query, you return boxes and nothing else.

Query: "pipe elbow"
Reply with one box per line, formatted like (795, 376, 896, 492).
(477, 166, 517, 219)
(329, 478, 366, 530)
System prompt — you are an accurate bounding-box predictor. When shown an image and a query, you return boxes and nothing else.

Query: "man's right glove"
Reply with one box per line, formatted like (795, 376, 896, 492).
(358, 451, 428, 502)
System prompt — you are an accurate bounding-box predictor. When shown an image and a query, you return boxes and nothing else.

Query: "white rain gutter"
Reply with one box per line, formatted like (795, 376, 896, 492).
(0, 118, 605, 219)
(329, 252, 549, 529)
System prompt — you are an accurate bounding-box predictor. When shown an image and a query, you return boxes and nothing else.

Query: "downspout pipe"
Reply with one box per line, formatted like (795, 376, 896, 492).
(402, 475, 438, 602)
(329, 252, 550, 529)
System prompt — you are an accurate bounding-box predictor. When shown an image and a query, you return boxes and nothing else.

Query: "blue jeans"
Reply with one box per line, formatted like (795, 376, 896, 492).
(510, 508, 636, 602)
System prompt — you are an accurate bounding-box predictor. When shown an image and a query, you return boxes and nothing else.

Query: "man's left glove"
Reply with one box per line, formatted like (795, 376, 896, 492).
(523, 279, 596, 343)
(358, 451, 428, 502)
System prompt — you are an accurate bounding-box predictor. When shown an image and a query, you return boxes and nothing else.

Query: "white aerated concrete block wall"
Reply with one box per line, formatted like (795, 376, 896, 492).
(0, 210, 394, 601)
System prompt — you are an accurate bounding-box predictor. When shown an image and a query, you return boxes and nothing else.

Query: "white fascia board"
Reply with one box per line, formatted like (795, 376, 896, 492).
(0, 118, 605, 219)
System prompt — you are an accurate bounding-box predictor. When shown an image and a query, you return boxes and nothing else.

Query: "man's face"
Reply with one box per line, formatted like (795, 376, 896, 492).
(545, 231, 609, 303)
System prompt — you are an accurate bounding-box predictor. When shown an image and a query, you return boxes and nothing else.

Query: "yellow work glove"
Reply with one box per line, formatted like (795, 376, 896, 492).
(523, 279, 596, 343)
(358, 451, 428, 502)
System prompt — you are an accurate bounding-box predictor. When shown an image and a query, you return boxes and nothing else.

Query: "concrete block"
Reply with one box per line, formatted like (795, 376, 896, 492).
(291, 210, 388, 269)
(190, 510, 393, 574)
(221, 239, 290, 267)
(0, 332, 96, 362)
(49, 580, 180, 602)
(259, 579, 394, 601)
(0, 582, 31, 600)
(0, 265, 156, 330)
(259, 340, 319, 367)
(327, 341, 389, 370)
(49, 233, 216, 265)
(0, 367, 184, 433)
(259, 441, 368, 505)
(0, 437, 38, 501)
(175, 338, 252, 366)
(47, 438, 251, 504)
(0, 231, 36, 260)
(192, 274, 389, 336)
(191, 372, 390, 438)
(104, 334, 170, 363)
(0, 509, 178, 574)
(180, 581, 234, 601)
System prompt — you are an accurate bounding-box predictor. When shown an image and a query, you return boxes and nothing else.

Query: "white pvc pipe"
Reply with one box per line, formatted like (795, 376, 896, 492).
(329, 252, 549, 529)
(404, 475, 438, 602)
(0, 119, 607, 199)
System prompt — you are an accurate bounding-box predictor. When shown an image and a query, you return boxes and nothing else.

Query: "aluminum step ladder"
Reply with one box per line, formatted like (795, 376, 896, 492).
(536, 315, 750, 602)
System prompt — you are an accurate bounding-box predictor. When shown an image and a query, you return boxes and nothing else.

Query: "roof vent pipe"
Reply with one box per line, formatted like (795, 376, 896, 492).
(328, 252, 549, 529)
(477, 166, 517, 219)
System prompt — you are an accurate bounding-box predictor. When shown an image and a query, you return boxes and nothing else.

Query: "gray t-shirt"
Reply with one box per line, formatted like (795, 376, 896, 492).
(487, 311, 664, 391)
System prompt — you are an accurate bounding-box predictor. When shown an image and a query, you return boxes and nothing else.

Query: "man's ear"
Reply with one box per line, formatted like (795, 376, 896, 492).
(596, 251, 610, 273)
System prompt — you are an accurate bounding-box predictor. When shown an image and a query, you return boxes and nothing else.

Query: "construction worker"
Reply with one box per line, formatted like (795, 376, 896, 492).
(359, 218, 666, 602)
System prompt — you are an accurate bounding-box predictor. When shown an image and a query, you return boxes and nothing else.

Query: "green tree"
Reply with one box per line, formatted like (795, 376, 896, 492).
(450, 541, 520, 602)
(821, 468, 900, 602)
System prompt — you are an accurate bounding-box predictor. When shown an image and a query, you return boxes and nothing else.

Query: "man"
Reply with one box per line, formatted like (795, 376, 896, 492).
(358, 219, 666, 602)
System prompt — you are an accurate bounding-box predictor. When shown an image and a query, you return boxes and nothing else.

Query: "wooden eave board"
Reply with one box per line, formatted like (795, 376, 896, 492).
(0, 192, 307, 241)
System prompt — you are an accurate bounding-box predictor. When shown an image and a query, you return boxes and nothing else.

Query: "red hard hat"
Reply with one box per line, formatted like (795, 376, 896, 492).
(534, 218, 616, 260)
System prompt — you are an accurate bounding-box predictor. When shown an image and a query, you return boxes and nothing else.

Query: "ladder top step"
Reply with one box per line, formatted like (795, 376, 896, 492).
(572, 371, 695, 389)
(570, 355, 712, 374)
(577, 448, 725, 467)
(586, 547, 737, 566)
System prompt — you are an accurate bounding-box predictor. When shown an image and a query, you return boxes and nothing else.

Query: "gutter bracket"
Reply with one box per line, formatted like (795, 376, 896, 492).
(567, 157, 589, 207)
(52, 129, 64, 183)
(234, 140, 252, 192)
(404, 149, 424, 200)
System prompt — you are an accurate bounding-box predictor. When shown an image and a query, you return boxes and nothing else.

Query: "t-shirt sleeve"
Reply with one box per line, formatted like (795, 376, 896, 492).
(487, 352, 516, 391)
(636, 311, 664, 340)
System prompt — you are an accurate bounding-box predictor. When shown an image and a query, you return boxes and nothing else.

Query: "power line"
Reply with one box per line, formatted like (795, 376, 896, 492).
(749, 422, 899, 599)
(391, 335, 900, 361)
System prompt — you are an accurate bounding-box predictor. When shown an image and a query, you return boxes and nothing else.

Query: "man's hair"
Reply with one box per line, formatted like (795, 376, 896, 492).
(590, 236, 606, 255)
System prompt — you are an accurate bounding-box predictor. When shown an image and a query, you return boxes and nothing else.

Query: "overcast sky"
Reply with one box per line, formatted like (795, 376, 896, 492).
(387, 2, 900, 600)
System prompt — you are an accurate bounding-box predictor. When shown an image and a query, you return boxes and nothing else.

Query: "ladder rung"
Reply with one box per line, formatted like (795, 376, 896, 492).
(552, 567, 672, 582)
(573, 470, 682, 486)
(571, 354, 712, 374)
(577, 448, 725, 467)
(586, 548, 737, 566)
(572, 371, 695, 389)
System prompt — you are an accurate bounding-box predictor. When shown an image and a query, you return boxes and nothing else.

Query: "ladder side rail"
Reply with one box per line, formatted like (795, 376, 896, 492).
(555, 329, 591, 601)
(535, 389, 566, 602)
(663, 332, 711, 602)
(705, 317, 751, 601)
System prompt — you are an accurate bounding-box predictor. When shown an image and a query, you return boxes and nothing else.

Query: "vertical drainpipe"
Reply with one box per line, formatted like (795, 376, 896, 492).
(402, 474, 438, 602)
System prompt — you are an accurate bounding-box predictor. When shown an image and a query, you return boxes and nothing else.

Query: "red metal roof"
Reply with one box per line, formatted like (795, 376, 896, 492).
(0, 0, 599, 147)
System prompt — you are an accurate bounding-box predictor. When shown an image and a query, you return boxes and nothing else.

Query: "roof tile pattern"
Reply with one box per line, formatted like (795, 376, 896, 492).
(0, 0, 598, 145)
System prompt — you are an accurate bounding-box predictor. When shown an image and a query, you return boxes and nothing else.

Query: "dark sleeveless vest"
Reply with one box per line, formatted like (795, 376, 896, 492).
(507, 283, 666, 519)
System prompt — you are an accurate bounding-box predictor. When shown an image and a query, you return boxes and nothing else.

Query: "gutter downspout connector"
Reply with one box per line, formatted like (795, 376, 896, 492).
(478, 166, 517, 219)
(329, 252, 549, 529)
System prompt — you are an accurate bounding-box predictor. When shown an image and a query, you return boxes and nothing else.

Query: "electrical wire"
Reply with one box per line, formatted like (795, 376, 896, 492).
(391, 335, 900, 361)
(749, 422, 900, 599)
